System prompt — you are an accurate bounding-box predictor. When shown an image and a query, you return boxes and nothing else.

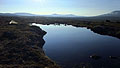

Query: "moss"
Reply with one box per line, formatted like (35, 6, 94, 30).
(0, 24, 60, 68)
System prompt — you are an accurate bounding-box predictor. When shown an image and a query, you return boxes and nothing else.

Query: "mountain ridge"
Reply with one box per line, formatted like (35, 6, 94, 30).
(0, 13, 79, 17)
(98, 11, 120, 17)
(0, 11, 120, 17)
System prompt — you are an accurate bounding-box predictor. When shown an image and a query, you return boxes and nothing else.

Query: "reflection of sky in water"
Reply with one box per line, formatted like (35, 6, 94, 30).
(33, 23, 120, 68)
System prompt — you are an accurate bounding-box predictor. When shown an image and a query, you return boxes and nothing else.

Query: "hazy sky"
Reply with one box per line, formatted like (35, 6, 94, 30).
(0, 0, 120, 16)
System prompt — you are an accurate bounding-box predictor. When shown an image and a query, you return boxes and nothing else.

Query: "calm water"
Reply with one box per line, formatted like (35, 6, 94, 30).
(33, 23, 120, 68)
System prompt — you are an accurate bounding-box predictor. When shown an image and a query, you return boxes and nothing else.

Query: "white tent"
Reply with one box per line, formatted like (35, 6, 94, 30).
(9, 20, 18, 24)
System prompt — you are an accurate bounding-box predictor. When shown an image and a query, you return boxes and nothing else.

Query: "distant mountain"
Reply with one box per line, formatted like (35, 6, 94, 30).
(83, 11, 120, 21)
(45, 14, 78, 17)
(0, 13, 38, 16)
(99, 11, 120, 17)
(1, 11, 120, 18)
(0, 13, 79, 17)
(14, 13, 37, 16)
(0, 13, 17, 16)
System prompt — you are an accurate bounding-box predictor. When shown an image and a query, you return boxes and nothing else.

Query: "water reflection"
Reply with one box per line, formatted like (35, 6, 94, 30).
(32, 23, 120, 68)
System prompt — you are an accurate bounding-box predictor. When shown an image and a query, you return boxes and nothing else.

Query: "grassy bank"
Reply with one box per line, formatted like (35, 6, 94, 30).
(0, 24, 60, 68)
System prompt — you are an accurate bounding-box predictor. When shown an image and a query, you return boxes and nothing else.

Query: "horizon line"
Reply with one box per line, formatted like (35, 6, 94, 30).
(0, 10, 117, 17)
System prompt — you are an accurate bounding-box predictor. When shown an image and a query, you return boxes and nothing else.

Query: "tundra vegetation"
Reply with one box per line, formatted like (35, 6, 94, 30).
(0, 16, 120, 39)
(0, 16, 120, 68)
(0, 23, 60, 68)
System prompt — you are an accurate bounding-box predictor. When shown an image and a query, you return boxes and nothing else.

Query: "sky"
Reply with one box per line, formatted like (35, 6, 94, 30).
(0, 0, 120, 16)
